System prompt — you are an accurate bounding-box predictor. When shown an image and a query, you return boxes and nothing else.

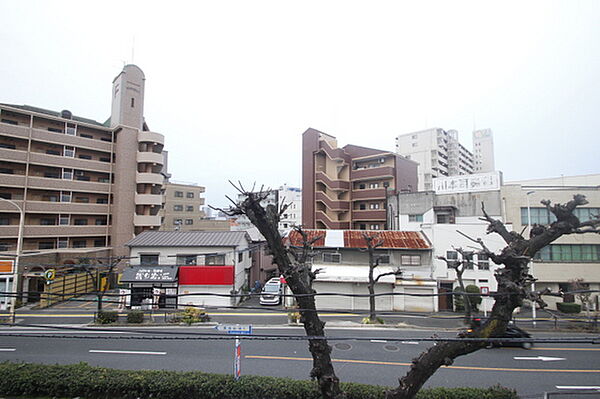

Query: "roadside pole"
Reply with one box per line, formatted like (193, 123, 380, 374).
(234, 337, 241, 380)
(215, 323, 252, 381)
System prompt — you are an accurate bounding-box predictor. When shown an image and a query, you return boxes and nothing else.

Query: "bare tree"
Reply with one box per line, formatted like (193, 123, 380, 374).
(437, 246, 478, 324)
(569, 278, 594, 321)
(212, 182, 345, 399)
(386, 195, 600, 399)
(76, 256, 123, 313)
(362, 233, 401, 324)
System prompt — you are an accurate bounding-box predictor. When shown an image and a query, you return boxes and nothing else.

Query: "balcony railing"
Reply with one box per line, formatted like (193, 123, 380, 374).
(137, 151, 164, 165)
(138, 131, 165, 145)
(351, 166, 394, 180)
(351, 188, 386, 200)
(315, 211, 350, 229)
(315, 172, 350, 191)
(315, 192, 350, 211)
(352, 210, 386, 221)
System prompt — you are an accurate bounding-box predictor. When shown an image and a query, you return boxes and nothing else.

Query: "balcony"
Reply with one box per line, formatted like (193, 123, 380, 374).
(138, 131, 165, 145)
(315, 192, 350, 211)
(0, 199, 24, 213)
(351, 188, 386, 200)
(315, 211, 350, 229)
(0, 122, 29, 139)
(319, 140, 347, 161)
(136, 172, 164, 185)
(135, 193, 163, 206)
(0, 148, 28, 163)
(134, 214, 161, 227)
(31, 128, 112, 152)
(0, 225, 19, 237)
(26, 201, 109, 214)
(352, 210, 386, 221)
(23, 225, 109, 237)
(27, 176, 111, 193)
(315, 172, 350, 191)
(351, 166, 394, 180)
(0, 174, 26, 187)
(29, 153, 111, 173)
(137, 151, 164, 165)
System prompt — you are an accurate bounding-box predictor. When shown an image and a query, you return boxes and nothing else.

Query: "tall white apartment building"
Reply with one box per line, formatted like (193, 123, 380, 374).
(473, 129, 495, 173)
(395, 128, 475, 191)
(278, 184, 301, 230)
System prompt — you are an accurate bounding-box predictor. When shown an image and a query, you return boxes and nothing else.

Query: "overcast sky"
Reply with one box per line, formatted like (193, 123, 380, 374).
(1, 1, 599, 207)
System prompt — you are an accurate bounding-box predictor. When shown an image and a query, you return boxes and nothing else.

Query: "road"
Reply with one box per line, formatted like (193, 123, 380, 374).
(0, 325, 598, 397)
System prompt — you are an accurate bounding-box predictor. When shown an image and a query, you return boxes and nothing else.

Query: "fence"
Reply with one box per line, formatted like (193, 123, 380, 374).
(39, 271, 98, 308)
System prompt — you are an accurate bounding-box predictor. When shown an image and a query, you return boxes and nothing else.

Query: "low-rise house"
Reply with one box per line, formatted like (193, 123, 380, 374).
(124, 230, 251, 308)
(286, 229, 434, 312)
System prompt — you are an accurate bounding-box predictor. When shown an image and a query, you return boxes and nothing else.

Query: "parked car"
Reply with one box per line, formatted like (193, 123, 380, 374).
(260, 278, 283, 306)
(469, 318, 533, 349)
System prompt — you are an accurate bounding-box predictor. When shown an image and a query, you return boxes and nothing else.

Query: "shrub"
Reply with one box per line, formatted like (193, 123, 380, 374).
(96, 310, 118, 324)
(465, 284, 482, 311)
(557, 302, 581, 313)
(180, 307, 210, 325)
(0, 362, 518, 399)
(126, 310, 144, 324)
(453, 286, 465, 311)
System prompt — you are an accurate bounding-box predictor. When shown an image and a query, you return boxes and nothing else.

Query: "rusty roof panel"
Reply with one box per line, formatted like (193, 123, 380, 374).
(286, 230, 429, 249)
(286, 230, 326, 247)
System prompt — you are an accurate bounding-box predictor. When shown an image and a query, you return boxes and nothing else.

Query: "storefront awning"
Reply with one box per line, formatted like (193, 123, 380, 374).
(121, 266, 178, 283)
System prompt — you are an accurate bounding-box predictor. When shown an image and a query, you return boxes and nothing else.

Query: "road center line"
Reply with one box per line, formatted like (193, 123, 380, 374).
(0, 348, 16, 352)
(89, 349, 166, 355)
(246, 355, 600, 373)
(370, 339, 387, 343)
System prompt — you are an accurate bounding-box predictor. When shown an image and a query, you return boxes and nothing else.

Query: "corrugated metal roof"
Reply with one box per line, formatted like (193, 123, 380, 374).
(125, 231, 249, 247)
(287, 229, 430, 249)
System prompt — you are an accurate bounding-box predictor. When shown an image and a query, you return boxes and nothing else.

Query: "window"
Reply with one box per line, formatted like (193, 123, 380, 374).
(358, 183, 366, 189)
(238, 252, 243, 262)
(80, 133, 93, 139)
(43, 171, 60, 178)
(96, 198, 108, 204)
(186, 205, 194, 212)
(1, 118, 18, 125)
(140, 254, 159, 266)
(95, 218, 107, 225)
(62, 169, 73, 180)
(0, 218, 9, 225)
(0, 193, 11, 199)
(39, 241, 55, 250)
(534, 244, 600, 262)
(65, 125, 76, 135)
(359, 223, 366, 230)
(0, 168, 14, 174)
(173, 205, 183, 211)
(359, 203, 366, 210)
(574, 208, 600, 223)
(94, 239, 105, 247)
(74, 196, 89, 203)
(520, 208, 556, 226)
(477, 254, 490, 270)
(185, 219, 193, 225)
(40, 218, 56, 225)
(99, 157, 110, 162)
(369, 224, 380, 230)
(57, 238, 68, 249)
(205, 254, 225, 265)
(58, 215, 69, 225)
(436, 213, 453, 224)
(73, 240, 86, 248)
(173, 218, 183, 226)
(60, 192, 72, 203)
(174, 191, 183, 198)
(48, 127, 63, 133)
(408, 214, 423, 222)
(64, 146, 75, 157)
(78, 154, 92, 160)
(0, 143, 16, 149)
(131, 98, 135, 108)
(74, 218, 88, 225)
(369, 203, 380, 210)
(323, 253, 341, 263)
(369, 182, 379, 189)
(446, 250, 458, 260)
(186, 192, 194, 198)
(401, 255, 421, 266)
(378, 254, 390, 264)
(177, 255, 197, 265)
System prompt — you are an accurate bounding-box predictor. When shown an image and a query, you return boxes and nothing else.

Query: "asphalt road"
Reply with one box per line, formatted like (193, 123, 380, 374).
(0, 326, 598, 398)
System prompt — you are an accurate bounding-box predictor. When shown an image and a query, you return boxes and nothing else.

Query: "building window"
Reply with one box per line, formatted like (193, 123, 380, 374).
(177, 255, 197, 265)
(94, 239, 105, 247)
(140, 254, 159, 265)
(369, 182, 379, 189)
(359, 224, 366, 230)
(534, 244, 600, 262)
(408, 214, 423, 222)
(238, 252, 243, 262)
(95, 218, 107, 225)
(96, 198, 109, 204)
(131, 98, 135, 108)
(74, 196, 89, 203)
(186, 205, 194, 212)
(65, 124, 77, 135)
(186, 192, 194, 198)
(39, 241, 55, 250)
(60, 192, 72, 203)
(378, 254, 390, 264)
(62, 169, 73, 180)
(446, 250, 458, 260)
(40, 218, 56, 226)
(57, 238, 68, 249)
(74, 219, 88, 225)
(323, 253, 341, 263)
(73, 240, 86, 248)
(369, 224, 380, 230)
(173, 218, 183, 226)
(173, 205, 183, 211)
(477, 254, 490, 270)
(436, 213, 453, 224)
(0, 218, 9, 225)
(185, 219, 193, 225)
(359, 203, 366, 210)
(205, 254, 225, 265)
(401, 255, 421, 266)
(174, 191, 183, 198)
(369, 203, 380, 210)
(64, 146, 75, 158)
(358, 183, 366, 189)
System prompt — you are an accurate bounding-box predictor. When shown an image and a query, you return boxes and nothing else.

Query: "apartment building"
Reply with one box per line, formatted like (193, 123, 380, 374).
(396, 128, 492, 191)
(302, 128, 418, 231)
(0, 65, 165, 264)
(160, 181, 206, 231)
(278, 185, 301, 230)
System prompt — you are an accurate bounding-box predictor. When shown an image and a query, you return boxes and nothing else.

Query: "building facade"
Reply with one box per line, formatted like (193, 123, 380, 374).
(160, 181, 206, 231)
(302, 128, 418, 231)
(0, 65, 165, 305)
(278, 184, 301, 230)
(472, 129, 495, 173)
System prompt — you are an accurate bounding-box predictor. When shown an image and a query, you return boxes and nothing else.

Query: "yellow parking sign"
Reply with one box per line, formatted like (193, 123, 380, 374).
(44, 268, 56, 281)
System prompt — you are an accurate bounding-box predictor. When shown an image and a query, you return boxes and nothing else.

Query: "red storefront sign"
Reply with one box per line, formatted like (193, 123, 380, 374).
(178, 266, 234, 285)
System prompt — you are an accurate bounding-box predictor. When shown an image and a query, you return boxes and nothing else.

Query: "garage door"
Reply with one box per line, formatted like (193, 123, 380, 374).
(314, 282, 353, 310)
(404, 288, 434, 312)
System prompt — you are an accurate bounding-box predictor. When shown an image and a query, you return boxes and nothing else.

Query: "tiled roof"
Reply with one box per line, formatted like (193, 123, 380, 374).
(286, 230, 430, 249)
(126, 230, 249, 247)
(1, 103, 107, 127)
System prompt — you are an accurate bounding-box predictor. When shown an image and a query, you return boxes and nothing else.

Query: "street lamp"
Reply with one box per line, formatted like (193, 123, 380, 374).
(526, 190, 536, 328)
(0, 198, 24, 323)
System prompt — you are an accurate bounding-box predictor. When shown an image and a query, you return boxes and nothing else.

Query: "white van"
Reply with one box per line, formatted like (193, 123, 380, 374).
(259, 277, 283, 306)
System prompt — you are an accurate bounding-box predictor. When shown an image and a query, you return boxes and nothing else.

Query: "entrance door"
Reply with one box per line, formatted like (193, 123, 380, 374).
(438, 283, 453, 311)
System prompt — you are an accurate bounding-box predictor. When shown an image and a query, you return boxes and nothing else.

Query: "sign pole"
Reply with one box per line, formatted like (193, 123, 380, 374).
(234, 337, 241, 380)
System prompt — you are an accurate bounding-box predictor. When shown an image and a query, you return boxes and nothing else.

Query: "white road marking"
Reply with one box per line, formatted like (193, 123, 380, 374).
(0, 348, 16, 352)
(370, 339, 387, 343)
(401, 341, 420, 345)
(89, 350, 166, 355)
(514, 356, 565, 362)
(556, 386, 600, 390)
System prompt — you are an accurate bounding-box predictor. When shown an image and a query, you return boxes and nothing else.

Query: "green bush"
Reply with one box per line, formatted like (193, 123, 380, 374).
(465, 284, 482, 312)
(169, 307, 211, 325)
(96, 310, 118, 324)
(557, 302, 581, 313)
(127, 310, 144, 324)
(0, 362, 518, 399)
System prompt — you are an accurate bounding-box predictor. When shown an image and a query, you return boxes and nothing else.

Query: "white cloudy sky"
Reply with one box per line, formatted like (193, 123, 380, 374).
(1, 1, 599, 207)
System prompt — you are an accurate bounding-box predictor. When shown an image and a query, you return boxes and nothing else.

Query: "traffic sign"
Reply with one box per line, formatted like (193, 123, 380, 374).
(215, 323, 253, 335)
(44, 269, 56, 281)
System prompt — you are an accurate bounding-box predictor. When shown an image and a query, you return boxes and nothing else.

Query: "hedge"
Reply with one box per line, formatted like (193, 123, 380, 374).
(557, 302, 581, 313)
(0, 362, 518, 399)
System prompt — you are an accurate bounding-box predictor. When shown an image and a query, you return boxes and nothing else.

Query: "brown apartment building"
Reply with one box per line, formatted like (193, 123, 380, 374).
(302, 128, 418, 230)
(0, 65, 165, 262)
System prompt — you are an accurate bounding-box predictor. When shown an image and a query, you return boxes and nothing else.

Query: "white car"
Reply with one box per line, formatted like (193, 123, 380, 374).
(260, 278, 282, 305)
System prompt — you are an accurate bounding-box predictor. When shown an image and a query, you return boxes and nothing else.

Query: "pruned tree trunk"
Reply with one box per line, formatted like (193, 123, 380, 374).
(213, 184, 345, 399)
(387, 195, 600, 399)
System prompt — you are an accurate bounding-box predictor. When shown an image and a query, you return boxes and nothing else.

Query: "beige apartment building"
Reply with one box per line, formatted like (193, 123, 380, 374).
(160, 182, 206, 231)
(0, 65, 165, 272)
